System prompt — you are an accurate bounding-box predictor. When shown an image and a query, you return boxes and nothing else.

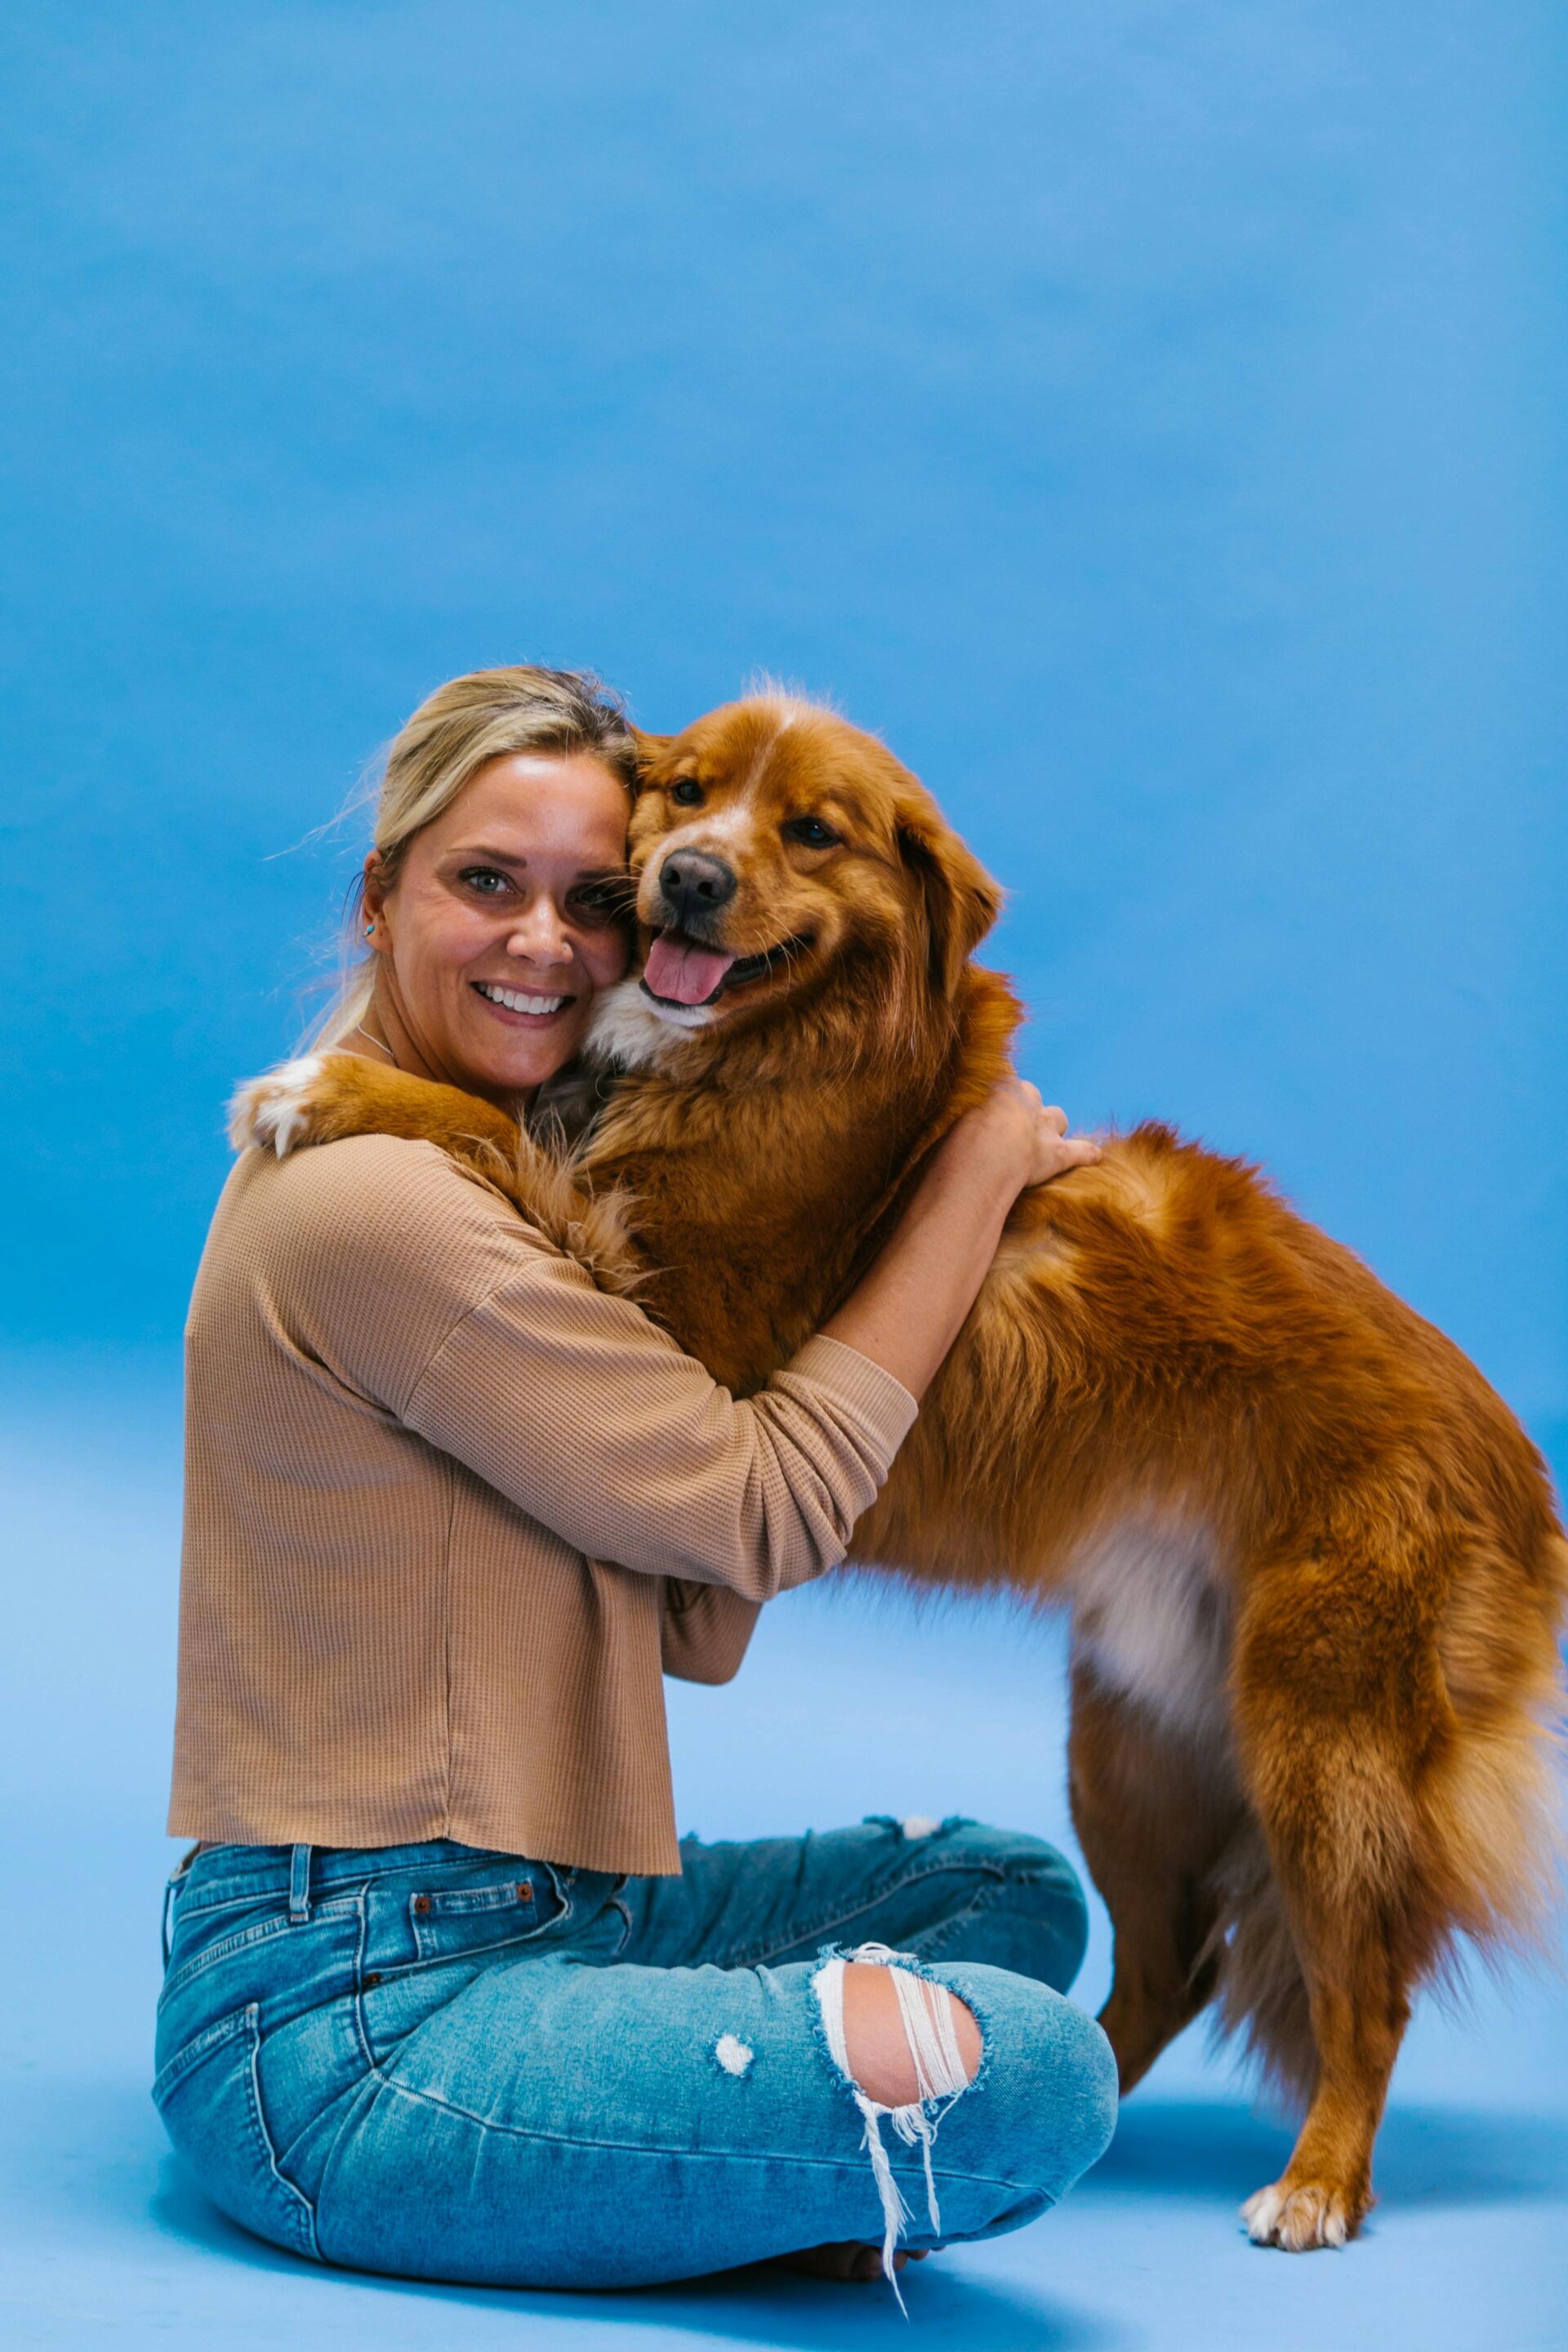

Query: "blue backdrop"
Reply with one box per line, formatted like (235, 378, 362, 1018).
(4, 2, 1564, 1474)
(4, 13, 1566, 2348)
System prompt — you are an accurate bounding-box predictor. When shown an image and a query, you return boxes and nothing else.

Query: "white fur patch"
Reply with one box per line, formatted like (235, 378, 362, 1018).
(662, 800, 757, 853)
(584, 979, 713, 1068)
(227, 1056, 326, 1157)
(1068, 1516, 1230, 1736)
(714, 2034, 754, 2077)
(899, 1815, 940, 1840)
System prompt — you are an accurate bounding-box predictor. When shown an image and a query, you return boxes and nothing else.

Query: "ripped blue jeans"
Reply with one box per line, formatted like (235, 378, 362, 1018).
(154, 1818, 1117, 2292)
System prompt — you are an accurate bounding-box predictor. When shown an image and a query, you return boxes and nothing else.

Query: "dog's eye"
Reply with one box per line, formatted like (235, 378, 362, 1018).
(670, 778, 705, 807)
(783, 816, 840, 849)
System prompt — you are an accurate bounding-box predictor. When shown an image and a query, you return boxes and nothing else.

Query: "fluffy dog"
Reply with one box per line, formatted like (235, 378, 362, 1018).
(234, 693, 1566, 2251)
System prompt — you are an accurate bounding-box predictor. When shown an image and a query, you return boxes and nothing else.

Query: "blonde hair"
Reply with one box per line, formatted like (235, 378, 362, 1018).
(310, 664, 638, 1049)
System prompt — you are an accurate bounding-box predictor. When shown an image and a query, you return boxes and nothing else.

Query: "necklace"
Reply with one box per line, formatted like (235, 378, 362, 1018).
(346, 1022, 398, 1065)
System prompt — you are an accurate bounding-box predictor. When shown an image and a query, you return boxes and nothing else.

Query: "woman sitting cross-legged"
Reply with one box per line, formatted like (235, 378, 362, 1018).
(157, 662, 1117, 2297)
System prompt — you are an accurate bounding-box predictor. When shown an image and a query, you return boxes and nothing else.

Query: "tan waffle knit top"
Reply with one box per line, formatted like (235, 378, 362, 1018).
(167, 1135, 918, 1874)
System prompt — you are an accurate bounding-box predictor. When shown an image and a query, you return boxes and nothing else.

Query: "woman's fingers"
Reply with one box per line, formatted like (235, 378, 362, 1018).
(946, 1077, 1100, 1195)
(1029, 1116, 1101, 1187)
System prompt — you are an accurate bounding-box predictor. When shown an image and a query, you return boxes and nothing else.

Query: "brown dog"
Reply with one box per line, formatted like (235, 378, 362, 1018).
(234, 693, 1566, 2251)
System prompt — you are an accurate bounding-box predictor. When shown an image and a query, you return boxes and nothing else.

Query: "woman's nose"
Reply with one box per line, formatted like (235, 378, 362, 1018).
(505, 899, 572, 964)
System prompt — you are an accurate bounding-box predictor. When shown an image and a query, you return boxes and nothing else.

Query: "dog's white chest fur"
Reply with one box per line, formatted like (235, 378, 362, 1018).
(1069, 1517, 1231, 1735)
(586, 979, 709, 1071)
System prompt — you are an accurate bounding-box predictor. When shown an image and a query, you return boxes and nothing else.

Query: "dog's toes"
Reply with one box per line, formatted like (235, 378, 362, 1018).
(1241, 2183, 1285, 2244)
(1241, 2179, 1352, 2251)
(227, 1056, 326, 1156)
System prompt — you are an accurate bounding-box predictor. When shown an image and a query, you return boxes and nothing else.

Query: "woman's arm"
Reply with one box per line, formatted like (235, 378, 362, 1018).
(822, 1081, 1096, 1396)
(256, 1091, 1093, 1607)
(660, 1580, 760, 1685)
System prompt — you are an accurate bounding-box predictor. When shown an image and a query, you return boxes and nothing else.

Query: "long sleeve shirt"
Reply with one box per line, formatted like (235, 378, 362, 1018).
(167, 1134, 917, 1873)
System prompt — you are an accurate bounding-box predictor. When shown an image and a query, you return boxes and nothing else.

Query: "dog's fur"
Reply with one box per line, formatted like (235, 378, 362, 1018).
(234, 693, 1566, 2251)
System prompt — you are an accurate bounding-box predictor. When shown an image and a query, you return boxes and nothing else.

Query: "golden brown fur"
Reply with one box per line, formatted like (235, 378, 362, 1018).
(234, 693, 1567, 2251)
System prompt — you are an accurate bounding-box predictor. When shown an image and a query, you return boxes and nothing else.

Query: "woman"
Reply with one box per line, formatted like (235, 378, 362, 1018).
(158, 664, 1116, 2298)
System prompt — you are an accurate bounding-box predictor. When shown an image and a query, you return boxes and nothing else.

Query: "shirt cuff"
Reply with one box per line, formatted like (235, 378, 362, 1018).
(775, 1333, 920, 1468)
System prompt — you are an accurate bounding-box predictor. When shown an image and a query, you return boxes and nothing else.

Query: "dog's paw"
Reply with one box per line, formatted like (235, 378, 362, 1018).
(227, 1057, 327, 1157)
(1241, 2179, 1353, 2252)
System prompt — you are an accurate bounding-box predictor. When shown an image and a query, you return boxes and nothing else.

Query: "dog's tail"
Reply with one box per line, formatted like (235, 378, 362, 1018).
(1423, 1520, 1568, 1979)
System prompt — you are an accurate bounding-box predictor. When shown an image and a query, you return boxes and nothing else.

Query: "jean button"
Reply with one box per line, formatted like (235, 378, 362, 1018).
(516, 1881, 532, 1904)
(412, 1895, 431, 1916)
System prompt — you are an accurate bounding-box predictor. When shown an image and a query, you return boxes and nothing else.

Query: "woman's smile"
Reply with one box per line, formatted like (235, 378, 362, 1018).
(471, 978, 577, 1023)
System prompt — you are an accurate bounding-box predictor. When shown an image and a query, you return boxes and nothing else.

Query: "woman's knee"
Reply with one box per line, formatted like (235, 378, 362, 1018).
(837, 1958, 982, 2108)
(946, 1962, 1119, 2198)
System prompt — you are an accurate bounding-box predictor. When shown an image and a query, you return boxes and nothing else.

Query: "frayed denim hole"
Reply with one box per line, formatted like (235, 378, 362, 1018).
(808, 1947, 984, 2310)
(808, 1942, 993, 2103)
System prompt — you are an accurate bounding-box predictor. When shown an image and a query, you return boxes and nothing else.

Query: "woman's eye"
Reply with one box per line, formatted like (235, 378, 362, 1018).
(670, 778, 705, 807)
(459, 866, 511, 896)
(783, 815, 840, 849)
(567, 880, 628, 925)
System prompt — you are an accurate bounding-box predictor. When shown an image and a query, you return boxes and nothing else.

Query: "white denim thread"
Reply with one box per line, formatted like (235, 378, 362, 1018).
(813, 1941, 973, 2310)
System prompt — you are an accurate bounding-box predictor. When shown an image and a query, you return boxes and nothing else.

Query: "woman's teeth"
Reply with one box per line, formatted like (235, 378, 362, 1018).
(474, 982, 569, 1015)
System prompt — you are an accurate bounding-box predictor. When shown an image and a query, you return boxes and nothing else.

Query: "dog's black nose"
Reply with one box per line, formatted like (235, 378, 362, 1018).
(659, 849, 737, 927)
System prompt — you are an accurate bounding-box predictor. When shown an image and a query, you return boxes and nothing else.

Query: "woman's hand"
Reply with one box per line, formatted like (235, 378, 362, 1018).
(941, 1077, 1101, 1196)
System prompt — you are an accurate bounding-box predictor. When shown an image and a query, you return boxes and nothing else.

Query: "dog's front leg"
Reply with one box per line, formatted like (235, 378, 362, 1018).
(228, 1054, 641, 1289)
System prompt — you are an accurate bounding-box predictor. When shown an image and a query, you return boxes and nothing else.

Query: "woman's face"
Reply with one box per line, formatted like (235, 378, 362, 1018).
(365, 751, 631, 1102)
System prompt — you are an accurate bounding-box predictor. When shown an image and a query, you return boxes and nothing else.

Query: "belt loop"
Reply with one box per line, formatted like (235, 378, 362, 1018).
(288, 1842, 313, 1926)
(161, 1842, 202, 1970)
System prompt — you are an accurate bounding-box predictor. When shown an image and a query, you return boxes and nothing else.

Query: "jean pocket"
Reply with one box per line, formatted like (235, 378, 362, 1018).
(152, 2002, 318, 2261)
(408, 1869, 561, 1964)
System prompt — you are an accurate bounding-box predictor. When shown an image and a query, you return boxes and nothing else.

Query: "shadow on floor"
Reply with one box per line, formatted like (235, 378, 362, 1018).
(149, 2155, 1129, 2352)
(19, 2074, 1567, 2350)
(1094, 2096, 1568, 2212)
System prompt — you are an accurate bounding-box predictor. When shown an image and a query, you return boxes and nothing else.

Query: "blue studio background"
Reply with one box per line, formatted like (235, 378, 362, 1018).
(2, 8, 1565, 2352)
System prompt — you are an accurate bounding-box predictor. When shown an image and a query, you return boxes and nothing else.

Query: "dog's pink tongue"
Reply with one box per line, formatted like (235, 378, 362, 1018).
(643, 930, 737, 1006)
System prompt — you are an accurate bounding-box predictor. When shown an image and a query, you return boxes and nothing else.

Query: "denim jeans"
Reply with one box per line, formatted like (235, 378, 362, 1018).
(154, 1816, 1117, 2291)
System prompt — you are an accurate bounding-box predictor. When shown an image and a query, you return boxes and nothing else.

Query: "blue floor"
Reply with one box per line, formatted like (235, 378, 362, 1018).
(4, 1346, 1565, 2350)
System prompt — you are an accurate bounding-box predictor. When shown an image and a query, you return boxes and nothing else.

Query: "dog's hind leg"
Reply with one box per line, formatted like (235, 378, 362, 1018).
(1067, 1659, 1242, 2095)
(1230, 1550, 1443, 2250)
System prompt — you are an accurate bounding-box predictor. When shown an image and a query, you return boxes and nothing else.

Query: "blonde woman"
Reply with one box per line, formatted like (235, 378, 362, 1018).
(157, 665, 1116, 2297)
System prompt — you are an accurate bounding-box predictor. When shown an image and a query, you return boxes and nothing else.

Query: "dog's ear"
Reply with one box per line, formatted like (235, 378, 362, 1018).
(628, 728, 676, 799)
(896, 801, 1002, 997)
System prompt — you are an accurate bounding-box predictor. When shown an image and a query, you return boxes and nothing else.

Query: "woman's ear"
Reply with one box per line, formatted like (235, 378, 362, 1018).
(895, 802, 1003, 998)
(361, 850, 390, 950)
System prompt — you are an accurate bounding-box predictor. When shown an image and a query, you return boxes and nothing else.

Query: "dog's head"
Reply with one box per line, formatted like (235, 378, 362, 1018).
(590, 695, 1000, 1064)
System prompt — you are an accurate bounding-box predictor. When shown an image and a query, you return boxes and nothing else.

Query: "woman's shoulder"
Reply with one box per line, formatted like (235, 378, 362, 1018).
(214, 1133, 550, 1295)
(191, 1135, 568, 1409)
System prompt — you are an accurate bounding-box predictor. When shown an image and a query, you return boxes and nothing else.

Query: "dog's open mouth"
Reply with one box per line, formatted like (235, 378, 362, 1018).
(640, 927, 810, 1009)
